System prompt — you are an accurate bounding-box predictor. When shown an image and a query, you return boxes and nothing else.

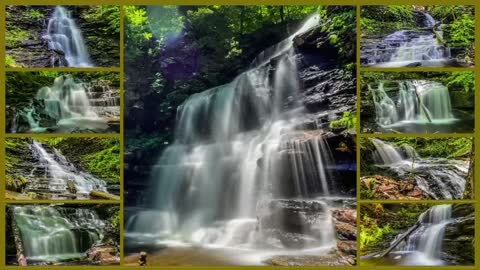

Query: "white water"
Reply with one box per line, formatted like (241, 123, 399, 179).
(44, 6, 92, 67)
(370, 139, 467, 199)
(126, 14, 344, 263)
(14, 74, 111, 133)
(13, 206, 105, 262)
(364, 12, 452, 67)
(28, 141, 108, 195)
(394, 205, 452, 265)
(370, 80, 456, 128)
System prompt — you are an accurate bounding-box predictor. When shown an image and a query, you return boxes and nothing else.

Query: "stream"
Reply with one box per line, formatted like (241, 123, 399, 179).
(370, 139, 468, 200)
(361, 12, 464, 67)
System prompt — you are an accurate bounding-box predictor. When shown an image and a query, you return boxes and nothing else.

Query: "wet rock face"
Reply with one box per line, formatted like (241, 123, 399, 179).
(449, 90, 475, 110)
(360, 30, 427, 66)
(299, 66, 356, 116)
(5, 6, 64, 67)
(333, 209, 357, 244)
(259, 199, 329, 234)
(442, 210, 474, 265)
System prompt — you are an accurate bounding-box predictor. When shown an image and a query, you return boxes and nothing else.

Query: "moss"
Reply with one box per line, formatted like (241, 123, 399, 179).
(45, 138, 121, 184)
(6, 27, 30, 47)
(5, 139, 31, 192)
(360, 203, 431, 255)
(82, 144, 120, 183)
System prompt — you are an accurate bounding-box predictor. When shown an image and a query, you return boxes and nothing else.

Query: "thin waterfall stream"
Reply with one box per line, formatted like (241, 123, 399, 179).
(43, 6, 92, 67)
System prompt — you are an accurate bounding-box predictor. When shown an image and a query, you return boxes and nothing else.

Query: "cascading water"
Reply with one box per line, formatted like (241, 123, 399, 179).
(13, 74, 113, 133)
(369, 80, 456, 130)
(43, 6, 92, 67)
(125, 14, 352, 264)
(362, 12, 452, 67)
(393, 204, 453, 265)
(370, 139, 467, 199)
(12, 205, 105, 263)
(26, 140, 108, 197)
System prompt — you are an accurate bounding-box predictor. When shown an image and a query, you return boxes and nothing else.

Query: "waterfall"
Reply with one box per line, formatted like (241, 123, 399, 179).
(44, 6, 92, 67)
(28, 140, 108, 195)
(370, 138, 403, 165)
(13, 74, 112, 133)
(126, 14, 342, 258)
(421, 12, 436, 29)
(394, 205, 452, 265)
(12, 206, 105, 262)
(370, 139, 467, 199)
(362, 12, 451, 67)
(369, 80, 455, 128)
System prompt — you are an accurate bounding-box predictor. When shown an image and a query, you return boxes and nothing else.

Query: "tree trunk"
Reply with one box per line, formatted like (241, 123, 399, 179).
(239, 6, 245, 36)
(463, 141, 474, 199)
(11, 208, 27, 266)
(412, 83, 432, 123)
(380, 222, 420, 257)
(279, 6, 285, 24)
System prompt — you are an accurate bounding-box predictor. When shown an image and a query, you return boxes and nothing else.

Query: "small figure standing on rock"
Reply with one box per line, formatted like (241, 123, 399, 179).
(138, 251, 147, 266)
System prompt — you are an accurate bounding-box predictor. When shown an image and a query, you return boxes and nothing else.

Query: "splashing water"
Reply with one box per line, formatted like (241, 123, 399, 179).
(43, 6, 92, 67)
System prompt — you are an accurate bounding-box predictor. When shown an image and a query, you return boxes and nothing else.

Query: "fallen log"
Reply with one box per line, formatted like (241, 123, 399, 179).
(411, 83, 432, 123)
(90, 190, 120, 200)
(380, 221, 420, 257)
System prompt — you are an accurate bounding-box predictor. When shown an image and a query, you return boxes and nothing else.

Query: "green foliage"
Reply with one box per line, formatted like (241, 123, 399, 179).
(126, 133, 168, 153)
(83, 144, 120, 183)
(360, 6, 415, 37)
(446, 14, 474, 47)
(41, 138, 121, 183)
(26, 9, 44, 20)
(125, 6, 183, 63)
(360, 203, 431, 254)
(319, 6, 356, 58)
(5, 55, 18, 68)
(5, 139, 30, 192)
(330, 112, 357, 130)
(380, 137, 473, 158)
(84, 6, 121, 36)
(445, 72, 475, 92)
(429, 5, 474, 24)
(360, 222, 395, 251)
(6, 28, 30, 47)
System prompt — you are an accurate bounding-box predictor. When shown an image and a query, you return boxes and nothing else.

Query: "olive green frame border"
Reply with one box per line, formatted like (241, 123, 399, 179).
(0, 0, 478, 269)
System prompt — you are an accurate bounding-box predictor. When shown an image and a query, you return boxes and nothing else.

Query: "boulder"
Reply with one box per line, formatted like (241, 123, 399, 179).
(86, 246, 120, 265)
